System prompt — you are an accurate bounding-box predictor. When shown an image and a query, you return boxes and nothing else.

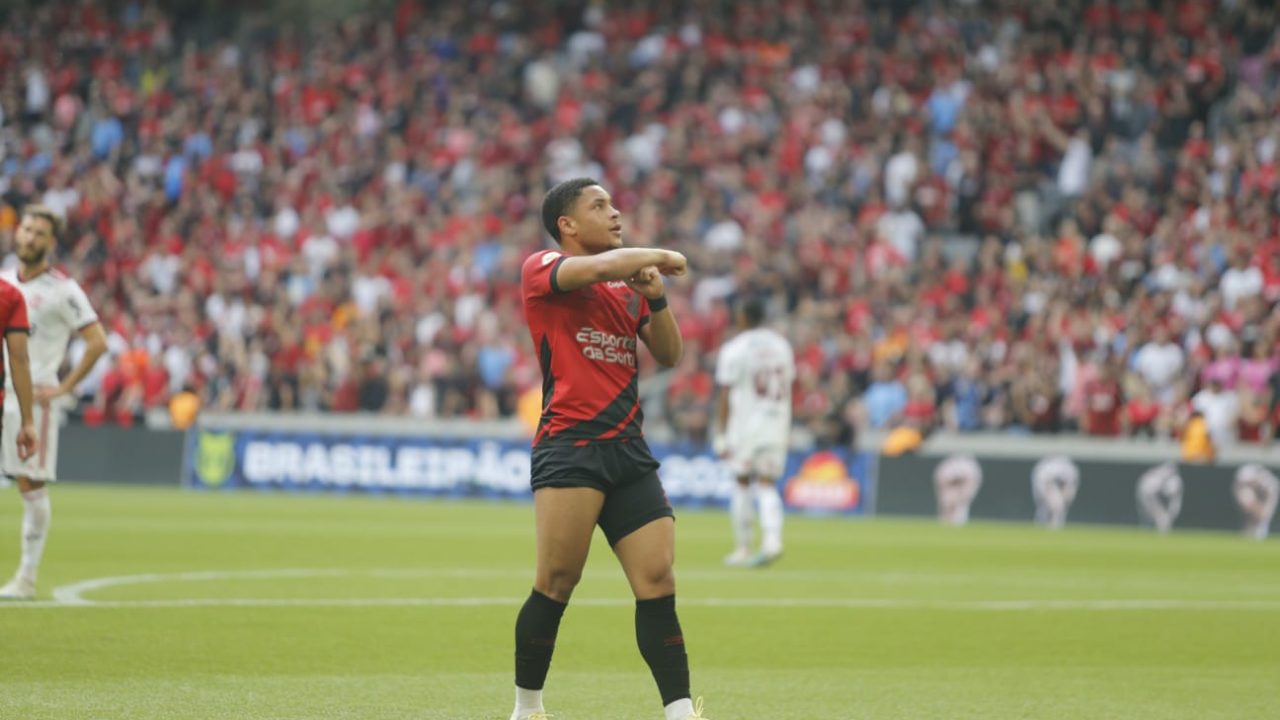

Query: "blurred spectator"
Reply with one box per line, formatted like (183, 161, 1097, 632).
(1236, 379, 1272, 445)
(1199, 339, 1243, 401)
(1081, 356, 1124, 437)
(664, 348, 713, 444)
(901, 373, 937, 432)
(1192, 378, 1240, 450)
(1133, 327, 1186, 406)
(941, 359, 1000, 432)
(1010, 352, 1063, 434)
(1181, 413, 1216, 464)
(1239, 339, 1278, 395)
(169, 387, 201, 430)
(1220, 248, 1264, 311)
(1124, 377, 1163, 439)
(860, 363, 907, 430)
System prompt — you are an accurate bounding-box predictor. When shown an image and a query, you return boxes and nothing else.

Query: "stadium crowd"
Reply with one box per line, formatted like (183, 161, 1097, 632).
(1, 0, 1279, 452)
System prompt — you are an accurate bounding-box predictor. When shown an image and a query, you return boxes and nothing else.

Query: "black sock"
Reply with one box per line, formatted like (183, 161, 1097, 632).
(635, 594, 690, 706)
(514, 589, 567, 690)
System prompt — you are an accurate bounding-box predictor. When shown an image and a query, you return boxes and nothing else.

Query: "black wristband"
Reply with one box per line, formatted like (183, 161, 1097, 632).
(648, 295, 669, 313)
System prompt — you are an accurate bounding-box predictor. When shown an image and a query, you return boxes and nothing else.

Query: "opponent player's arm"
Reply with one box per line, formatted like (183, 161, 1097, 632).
(709, 386, 731, 456)
(552, 248, 686, 293)
(715, 389, 730, 437)
(52, 322, 108, 399)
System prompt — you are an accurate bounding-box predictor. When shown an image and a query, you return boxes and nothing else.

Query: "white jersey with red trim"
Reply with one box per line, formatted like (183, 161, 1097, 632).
(1, 267, 98, 405)
(715, 327, 796, 447)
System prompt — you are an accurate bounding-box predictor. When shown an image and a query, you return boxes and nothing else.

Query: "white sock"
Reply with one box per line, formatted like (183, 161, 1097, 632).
(664, 698, 694, 720)
(511, 686, 543, 719)
(729, 483, 754, 552)
(19, 487, 51, 583)
(754, 483, 784, 555)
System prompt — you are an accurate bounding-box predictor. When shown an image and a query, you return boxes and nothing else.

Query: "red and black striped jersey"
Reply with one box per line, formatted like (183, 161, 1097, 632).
(0, 277, 29, 396)
(521, 249, 653, 447)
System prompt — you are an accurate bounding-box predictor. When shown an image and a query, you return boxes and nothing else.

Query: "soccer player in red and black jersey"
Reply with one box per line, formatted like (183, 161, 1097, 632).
(0, 278, 38, 479)
(511, 178, 707, 720)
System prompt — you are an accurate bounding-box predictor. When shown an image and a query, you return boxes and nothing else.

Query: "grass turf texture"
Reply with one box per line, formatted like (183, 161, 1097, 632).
(1, 485, 1277, 719)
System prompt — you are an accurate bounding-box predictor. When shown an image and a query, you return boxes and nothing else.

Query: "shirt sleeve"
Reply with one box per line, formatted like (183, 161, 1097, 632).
(522, 250, 569, 301)
(1, 285, 28, 333)
(65, 281, 100, 330)
(714, 341, 739, 386)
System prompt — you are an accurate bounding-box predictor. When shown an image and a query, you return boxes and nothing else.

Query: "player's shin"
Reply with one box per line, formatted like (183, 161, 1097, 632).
(513, 588, 567, 715)
(19, 485, 50, 584)
(729, 482, 754, 554)
(754, 482, 784, 556)
(635, 594, 691, 714)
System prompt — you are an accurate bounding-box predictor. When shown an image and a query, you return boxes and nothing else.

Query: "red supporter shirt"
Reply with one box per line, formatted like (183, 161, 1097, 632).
(0, 278, 30, 393)
(1126, 399, 1160, 432)
(521, 249, 652, 447)
(1083, 378, 1123, 437)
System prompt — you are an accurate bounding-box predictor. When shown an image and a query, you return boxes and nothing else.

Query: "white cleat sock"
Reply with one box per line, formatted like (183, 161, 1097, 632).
(510, 686, 544, 720)
(754, 483, 784, 556)
(729, 483, 754, 556)
(664, 698, 694, 720)
(19, 487, 51, 585)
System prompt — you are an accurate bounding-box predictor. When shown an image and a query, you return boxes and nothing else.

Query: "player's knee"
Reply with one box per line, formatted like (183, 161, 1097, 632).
(537, 566, 584, 601)
(632, 563, 676, 598)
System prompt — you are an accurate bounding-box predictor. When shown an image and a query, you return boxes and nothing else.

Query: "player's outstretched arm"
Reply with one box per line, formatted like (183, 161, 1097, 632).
(554, 248, 686, 293)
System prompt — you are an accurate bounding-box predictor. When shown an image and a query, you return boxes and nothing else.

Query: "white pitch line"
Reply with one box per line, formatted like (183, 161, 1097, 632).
(9, 597, 1280, 611)
(43, 567, 1006, 606)
(14, 568, 1278, 612)
(51, 568, 353, 605)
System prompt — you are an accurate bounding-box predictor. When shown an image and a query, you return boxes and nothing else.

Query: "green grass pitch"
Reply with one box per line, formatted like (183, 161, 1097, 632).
(1, 485, 1277, 719)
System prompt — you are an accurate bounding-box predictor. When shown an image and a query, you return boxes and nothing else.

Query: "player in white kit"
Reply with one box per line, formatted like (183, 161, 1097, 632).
(0, 206, 107, 600)
(1031, 455, 1080, 529)
(1233, 464, 1279, 540)
(1135, 462, 1183, 534)
(933, 454, 983, 526)
(713, 298, 794, 567)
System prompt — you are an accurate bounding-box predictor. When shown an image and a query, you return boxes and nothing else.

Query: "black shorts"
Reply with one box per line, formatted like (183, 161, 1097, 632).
(531, 438, 673, 546)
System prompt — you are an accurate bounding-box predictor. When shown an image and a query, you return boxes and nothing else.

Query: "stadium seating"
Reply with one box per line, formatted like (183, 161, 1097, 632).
(2, 0, 1277, 452)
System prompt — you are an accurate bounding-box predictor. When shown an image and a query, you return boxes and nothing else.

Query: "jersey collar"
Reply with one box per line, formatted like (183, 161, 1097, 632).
(17, 264, 51, 283)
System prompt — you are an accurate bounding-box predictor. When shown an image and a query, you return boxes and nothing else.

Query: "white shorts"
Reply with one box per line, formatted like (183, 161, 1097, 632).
(725, 442, 787, 480)
(3, 403, 60, 482)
